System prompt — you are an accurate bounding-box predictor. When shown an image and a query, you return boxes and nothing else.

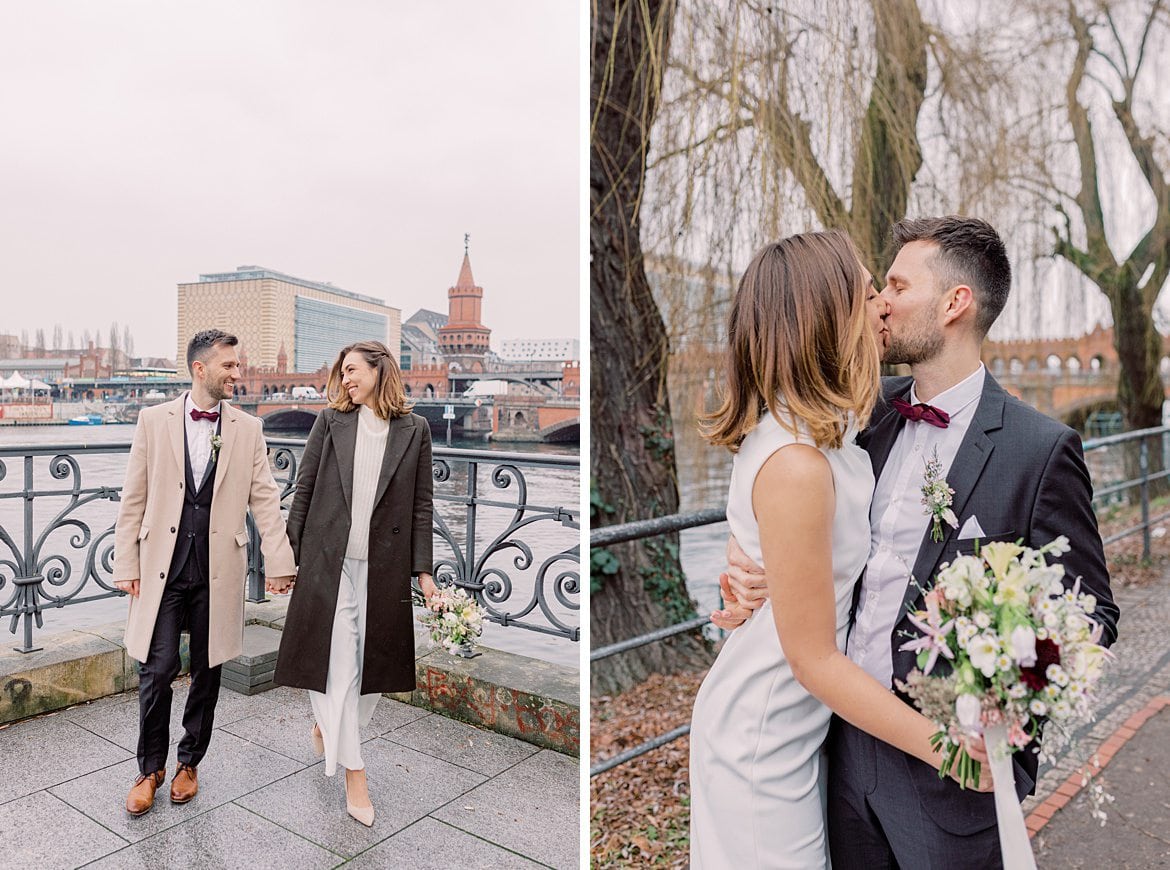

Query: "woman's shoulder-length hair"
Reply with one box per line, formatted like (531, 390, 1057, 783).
(325, 340, 413, 420)
(700, 229, 880, 452)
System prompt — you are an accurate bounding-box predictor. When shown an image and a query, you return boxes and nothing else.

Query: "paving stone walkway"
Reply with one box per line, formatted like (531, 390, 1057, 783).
(0, 682, 578, 869)
(1025, 565, 1170, 867)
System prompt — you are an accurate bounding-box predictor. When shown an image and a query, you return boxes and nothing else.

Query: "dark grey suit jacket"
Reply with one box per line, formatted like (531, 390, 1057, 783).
(855, 373, 1120, 834)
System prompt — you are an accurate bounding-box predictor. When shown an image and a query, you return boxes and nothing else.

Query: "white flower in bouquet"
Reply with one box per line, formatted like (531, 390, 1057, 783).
(1009, 625, 1037, 666)
(966, 633, 1000, 678)
(955, 693, 982, 733)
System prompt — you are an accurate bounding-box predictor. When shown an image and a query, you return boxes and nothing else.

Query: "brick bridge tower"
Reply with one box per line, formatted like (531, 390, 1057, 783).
(438, 234, 492, 372)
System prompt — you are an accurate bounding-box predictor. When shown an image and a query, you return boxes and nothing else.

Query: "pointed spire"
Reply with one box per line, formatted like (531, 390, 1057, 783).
(456, 252, 476, 290)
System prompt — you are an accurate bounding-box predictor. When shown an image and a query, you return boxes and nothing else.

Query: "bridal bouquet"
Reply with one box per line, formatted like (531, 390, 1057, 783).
(897, 537, 1112, 867)
(416, 586, 487, 656)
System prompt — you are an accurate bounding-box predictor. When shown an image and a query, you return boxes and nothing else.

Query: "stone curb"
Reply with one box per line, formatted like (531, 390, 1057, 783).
(0, 599, 580, 757)
(1024, 694, 1170, 838)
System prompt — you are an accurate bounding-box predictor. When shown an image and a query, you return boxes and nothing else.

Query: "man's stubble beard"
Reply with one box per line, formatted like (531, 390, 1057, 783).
(206, 377, 233, 403)
(882, 317, 945, 367)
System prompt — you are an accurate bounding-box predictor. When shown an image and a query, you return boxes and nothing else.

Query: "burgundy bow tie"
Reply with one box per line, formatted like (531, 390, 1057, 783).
(891, 397, 950, 429)
(190, 408, 220, 423)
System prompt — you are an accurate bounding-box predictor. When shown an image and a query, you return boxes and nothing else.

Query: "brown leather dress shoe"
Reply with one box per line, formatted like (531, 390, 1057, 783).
(170, 763, 198, 804)
(126, 770, 165, 816)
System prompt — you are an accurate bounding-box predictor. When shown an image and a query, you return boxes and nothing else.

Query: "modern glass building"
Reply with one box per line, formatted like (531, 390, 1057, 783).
(177, 266, 401, 376)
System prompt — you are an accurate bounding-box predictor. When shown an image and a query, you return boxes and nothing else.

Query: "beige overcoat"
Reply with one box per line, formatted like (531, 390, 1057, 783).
(113, 395, 296, 666)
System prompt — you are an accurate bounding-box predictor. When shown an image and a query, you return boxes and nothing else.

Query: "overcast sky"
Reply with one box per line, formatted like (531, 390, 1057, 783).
(0, 1, 580, 359)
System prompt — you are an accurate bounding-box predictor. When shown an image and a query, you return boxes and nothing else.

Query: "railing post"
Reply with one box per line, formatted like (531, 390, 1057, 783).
(465, 460, 478, 591)
(1140, 438, 1151, 561)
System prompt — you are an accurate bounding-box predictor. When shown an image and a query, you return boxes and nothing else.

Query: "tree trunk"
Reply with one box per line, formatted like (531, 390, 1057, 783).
(850, 0, 928, 267)
(1107, 273, 1167, 499)
(591, 0, 712, 695)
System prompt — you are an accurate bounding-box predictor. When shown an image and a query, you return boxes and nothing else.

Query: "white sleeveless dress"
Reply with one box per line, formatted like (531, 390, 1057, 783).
(689, 409, 873, 869)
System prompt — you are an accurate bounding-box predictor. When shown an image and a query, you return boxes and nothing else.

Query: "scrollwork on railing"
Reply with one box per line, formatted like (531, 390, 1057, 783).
(1, 439, 580, 651)
(430, 453, 580, 641)
(0, 450, 126, 651)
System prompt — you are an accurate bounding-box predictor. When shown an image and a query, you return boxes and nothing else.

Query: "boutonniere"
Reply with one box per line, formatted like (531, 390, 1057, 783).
(921, 446, 958, 543)
(210, 433, 223, 461)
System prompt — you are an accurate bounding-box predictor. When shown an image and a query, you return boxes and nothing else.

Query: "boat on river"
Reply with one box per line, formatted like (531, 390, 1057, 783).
(68, 414, 103, 426)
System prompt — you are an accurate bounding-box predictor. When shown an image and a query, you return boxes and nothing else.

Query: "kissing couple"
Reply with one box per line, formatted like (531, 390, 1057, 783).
(688, 216, 1120, 868)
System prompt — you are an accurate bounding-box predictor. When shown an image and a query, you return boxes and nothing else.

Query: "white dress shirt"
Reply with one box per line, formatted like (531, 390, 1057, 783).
(184, 392, 222, 490)
(847, 364, 986, 689)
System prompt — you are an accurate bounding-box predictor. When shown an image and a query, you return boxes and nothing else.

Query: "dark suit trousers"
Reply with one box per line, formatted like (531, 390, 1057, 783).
(826, 717, 1002, 870)
(136, 555, 221, 775)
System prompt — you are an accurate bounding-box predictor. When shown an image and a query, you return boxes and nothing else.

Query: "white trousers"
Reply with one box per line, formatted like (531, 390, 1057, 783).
(309, 557, 379, 776)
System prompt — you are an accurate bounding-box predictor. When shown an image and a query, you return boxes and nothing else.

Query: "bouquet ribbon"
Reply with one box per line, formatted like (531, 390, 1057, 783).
(984, 723, 1037, 870)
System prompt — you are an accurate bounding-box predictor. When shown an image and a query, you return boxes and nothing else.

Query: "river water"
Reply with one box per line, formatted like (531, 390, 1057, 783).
(0, 423, 580, 667)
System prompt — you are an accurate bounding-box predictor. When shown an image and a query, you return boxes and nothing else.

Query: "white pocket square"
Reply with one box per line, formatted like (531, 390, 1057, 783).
(958, 515, 986, 540)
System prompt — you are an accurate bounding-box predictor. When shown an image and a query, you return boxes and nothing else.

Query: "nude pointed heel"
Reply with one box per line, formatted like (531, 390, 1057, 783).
(345, 770, 374, 827)
(346, 800, 375, 827)
(310, 724, 324, 758)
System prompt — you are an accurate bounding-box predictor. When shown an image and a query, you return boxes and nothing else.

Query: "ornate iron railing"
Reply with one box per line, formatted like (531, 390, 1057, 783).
(0, 439, 579, 653)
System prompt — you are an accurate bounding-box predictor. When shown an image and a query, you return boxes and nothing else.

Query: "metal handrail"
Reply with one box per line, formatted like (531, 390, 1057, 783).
(0, 440, 580, 652)
(589, 424, 1170, 777)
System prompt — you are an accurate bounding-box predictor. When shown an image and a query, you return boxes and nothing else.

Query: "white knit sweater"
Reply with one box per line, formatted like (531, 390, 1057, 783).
(345, 404, 390, 560)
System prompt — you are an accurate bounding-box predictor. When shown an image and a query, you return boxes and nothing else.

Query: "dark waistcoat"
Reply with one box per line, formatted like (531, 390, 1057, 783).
(167, 420, 219, 580)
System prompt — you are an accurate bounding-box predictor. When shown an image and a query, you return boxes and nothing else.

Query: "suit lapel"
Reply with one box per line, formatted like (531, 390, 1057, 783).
(329, 409, 357, 514)
(901, 376, 1006, 612)
(863, 382, 913, 482)
(166, 396, 186, 477)
(199, 415, 222, 491)
(211, 402, 239, 494)
(373, 416, 418, 509)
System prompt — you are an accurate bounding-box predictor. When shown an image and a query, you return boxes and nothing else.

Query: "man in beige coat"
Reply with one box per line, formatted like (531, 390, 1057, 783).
(113, 329, 295, 816)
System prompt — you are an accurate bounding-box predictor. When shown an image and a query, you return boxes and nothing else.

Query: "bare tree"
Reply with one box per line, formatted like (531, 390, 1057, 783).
(592, 0, 714, 693)
(67, 330, 76, 352)
(1049, 1, 1170, 437)
(52, 323, 63, 352)
(109, 321, 121, 361)
(123, 324, 134, 360)
(34, 328, 46, 356)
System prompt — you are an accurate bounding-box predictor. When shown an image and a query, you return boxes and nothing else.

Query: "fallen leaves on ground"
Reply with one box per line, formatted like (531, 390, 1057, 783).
(591, 671, 704, 868)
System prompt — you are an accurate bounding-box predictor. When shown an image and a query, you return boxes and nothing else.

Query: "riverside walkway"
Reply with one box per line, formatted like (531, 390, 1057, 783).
(1025, 559, 1170, 867)
(0, 681, 578, 869)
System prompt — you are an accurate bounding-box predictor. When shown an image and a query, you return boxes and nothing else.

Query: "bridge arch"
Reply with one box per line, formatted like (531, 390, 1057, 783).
(260, 408, 318, 431)
(1067, 356, 1082, 372)
(540, 417, 579, 443)
(1045, 354, 1062, 372)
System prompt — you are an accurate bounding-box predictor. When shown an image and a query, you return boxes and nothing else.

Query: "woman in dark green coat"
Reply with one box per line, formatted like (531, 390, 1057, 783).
(273, 340, 435, 827)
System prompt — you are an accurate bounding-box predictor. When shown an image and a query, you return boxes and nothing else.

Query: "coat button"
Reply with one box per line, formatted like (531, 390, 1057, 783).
(392, 527, 400, 534)
(179, 483, 183, 490)
(170, 527, 176, 533)
(159, 572, 165, 578)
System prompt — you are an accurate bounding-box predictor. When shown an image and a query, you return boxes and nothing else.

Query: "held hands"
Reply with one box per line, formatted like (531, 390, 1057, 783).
(710, 535, 769, 631)
(265, 574, 296, 595)
(114, 579, 140, 598)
